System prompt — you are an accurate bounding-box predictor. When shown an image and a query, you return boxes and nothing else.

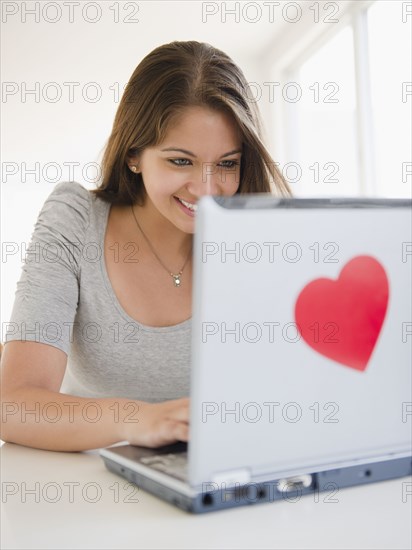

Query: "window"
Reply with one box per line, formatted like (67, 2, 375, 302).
(368, 1, 411, 197)
(295, 25, 358, 196)
(274, 0, 411, 198)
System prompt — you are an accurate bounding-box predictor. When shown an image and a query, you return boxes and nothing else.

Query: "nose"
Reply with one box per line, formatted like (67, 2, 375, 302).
(187, 163, 221, 197)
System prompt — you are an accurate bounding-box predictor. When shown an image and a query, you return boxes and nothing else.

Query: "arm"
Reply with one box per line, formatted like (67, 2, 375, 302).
(0, 341, 189, 452)
(1, 183, 189, 451)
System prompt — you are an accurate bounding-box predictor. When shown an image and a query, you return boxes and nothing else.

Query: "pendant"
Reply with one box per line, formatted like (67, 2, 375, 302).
(172, 274, 181, 287)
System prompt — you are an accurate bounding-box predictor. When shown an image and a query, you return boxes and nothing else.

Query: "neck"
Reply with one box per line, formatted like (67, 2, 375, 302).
(131, 201, 193, 260)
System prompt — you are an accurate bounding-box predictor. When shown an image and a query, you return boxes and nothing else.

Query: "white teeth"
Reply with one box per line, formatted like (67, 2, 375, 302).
(178, 197, 198, 212)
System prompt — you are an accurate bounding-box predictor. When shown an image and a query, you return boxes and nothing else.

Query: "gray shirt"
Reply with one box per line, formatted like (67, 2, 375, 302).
(5, 181, 191, 402)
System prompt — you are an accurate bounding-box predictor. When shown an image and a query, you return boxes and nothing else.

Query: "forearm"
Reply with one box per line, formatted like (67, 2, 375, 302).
(0, 387, 142, 452)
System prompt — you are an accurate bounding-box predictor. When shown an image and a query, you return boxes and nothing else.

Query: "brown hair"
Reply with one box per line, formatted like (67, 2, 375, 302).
(91, 40, 291, 205)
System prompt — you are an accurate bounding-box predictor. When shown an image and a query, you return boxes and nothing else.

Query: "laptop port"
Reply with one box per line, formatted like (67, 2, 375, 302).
(246, 485, 267, 501)
(257, 487, 266, 499)
(277, 475, 312, 493)
(202, 493, 214, 506)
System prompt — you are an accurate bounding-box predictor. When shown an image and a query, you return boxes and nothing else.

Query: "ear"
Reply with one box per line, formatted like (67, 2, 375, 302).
(126, 151, 141, 174)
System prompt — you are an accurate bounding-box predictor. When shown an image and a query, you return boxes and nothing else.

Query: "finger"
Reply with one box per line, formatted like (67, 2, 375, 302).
(167, 405, 190, 423)
(169, 397, 190, 408)
(172, 421, 189, 442)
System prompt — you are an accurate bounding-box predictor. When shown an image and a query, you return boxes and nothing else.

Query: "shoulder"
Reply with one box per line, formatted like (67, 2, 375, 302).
(44, 180, 91, 207)
(39, 181, 92, 234)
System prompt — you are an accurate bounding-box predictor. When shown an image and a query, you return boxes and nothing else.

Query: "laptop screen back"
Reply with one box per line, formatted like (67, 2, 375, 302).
(189, 196, 412, 487)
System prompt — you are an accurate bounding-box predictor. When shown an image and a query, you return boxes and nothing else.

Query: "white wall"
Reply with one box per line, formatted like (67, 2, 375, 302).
(1, 0, 291, 328)
(3, 1, 407, 329)
(2, 0, 289, 187)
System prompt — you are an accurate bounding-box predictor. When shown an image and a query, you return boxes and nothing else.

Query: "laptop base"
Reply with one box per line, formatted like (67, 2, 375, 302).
(101, 454, 411, 514)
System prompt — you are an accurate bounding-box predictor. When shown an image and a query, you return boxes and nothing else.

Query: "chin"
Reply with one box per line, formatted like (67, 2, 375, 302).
(182, 223, 196, 235)
(176, 219, 196, 234)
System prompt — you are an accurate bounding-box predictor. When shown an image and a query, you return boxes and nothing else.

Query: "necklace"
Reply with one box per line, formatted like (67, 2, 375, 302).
(130, 205, 192, 288)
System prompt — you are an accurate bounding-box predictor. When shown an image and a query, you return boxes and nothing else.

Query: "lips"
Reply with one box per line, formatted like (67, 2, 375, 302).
(174, 196, 198, 215)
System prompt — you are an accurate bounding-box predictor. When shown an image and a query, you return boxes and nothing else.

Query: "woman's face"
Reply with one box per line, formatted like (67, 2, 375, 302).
(131, 105, 243, 234)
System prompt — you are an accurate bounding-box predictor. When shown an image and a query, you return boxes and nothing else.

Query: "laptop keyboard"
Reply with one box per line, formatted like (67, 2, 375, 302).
(139, 452, 188, 482)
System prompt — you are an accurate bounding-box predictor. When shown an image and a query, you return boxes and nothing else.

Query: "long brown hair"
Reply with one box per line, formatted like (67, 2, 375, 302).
(92, 41, 291, 205)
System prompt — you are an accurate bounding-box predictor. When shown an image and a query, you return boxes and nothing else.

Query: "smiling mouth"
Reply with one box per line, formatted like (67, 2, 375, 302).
(175, 196, 198, 213)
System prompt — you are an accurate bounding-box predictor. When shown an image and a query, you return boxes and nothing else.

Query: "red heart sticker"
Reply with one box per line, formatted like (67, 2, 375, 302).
(294, 256, 389, 371)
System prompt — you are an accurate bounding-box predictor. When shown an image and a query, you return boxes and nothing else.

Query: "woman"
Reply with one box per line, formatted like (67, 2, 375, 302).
(1, 41, 291, 451)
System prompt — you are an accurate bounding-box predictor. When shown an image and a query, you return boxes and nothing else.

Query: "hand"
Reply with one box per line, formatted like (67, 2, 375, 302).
(121, 397, 190, 448)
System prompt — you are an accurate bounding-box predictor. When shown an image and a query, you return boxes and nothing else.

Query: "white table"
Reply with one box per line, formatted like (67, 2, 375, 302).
(1, 441, 411, 550)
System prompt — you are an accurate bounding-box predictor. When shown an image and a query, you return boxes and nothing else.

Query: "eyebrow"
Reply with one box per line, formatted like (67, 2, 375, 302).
(160, 147, 242, 158)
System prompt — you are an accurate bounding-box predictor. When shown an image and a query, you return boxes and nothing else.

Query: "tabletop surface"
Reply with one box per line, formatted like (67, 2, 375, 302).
(1, 441, 411, 550)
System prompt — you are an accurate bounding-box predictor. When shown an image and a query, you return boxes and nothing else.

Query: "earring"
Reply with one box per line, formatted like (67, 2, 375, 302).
(130, 165, 139, 173)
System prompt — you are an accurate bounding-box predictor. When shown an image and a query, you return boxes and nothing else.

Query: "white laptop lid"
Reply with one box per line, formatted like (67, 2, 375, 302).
(188, 196, 412, 488)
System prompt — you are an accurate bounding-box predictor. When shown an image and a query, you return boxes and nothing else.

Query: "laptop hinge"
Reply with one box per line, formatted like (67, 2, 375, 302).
(210, 468, 251, 487)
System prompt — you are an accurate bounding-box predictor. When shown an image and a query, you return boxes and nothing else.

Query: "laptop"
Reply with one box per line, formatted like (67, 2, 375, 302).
(100, 195, 412, 513)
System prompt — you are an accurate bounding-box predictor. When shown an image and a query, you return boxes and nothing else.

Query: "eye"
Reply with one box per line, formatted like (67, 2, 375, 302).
(168, 158, 192, 166)
(219, 160, 240, 169)
(167, 158, 240, 169)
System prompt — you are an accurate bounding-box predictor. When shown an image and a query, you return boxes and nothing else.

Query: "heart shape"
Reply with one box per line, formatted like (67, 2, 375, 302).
(294, 256, 389, 371)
